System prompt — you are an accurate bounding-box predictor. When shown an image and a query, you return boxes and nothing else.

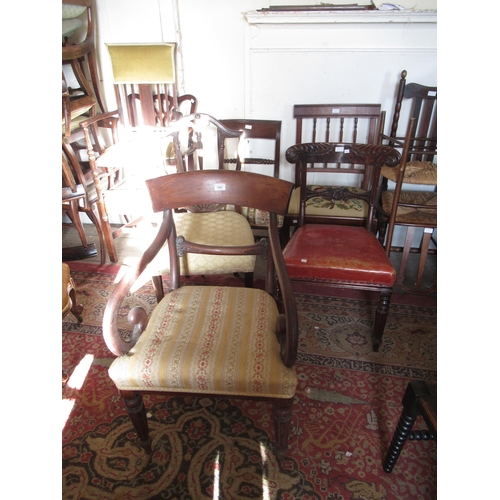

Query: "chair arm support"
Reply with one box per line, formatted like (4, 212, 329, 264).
(102, 211, 174, 356)
(79, 110, 121, 130)
(269, 214, 298, 368)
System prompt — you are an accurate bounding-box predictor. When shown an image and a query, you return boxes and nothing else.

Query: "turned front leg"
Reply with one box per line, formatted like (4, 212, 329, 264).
(121, 390, 153, 454)
(373, 288, 392, 352)
(273, 397, 294, 460)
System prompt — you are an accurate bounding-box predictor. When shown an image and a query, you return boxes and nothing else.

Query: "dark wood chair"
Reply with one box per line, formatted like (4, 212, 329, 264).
(102, 169, 298, 460)
(62, 0, 105, 113)
(282, 104, 383, 245)
(377, 70, 437, 292)
(282, 142, 400, 352)
(219, 119, 282, 236)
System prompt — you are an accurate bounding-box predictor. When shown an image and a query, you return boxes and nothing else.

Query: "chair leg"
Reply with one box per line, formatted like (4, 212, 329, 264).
(397, 226, 416, 285)
(121, 390, 153, 454)
(373, 288, 392, 352)
(83, 205, 107, 265)
(151, 275, 165, 303)
(383, 381, 430, 473)
(273, 397, 294, 460)
(415, 229, 433, 290)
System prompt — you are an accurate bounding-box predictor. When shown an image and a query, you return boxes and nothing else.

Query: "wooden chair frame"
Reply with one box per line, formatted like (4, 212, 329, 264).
(102, 169, 298, 459)
(283, 142, 400, 351)
(283, 104, 383, 245)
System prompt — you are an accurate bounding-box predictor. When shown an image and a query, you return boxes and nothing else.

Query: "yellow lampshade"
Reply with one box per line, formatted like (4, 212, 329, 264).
(106, 43, 176, 84)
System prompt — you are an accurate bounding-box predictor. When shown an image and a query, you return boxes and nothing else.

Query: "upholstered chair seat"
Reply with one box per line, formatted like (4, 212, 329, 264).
(287, 185, 368, 220)
(109, 285, 297, 397)
(283, 224, 396, 287)
(148, 211, 256, 277)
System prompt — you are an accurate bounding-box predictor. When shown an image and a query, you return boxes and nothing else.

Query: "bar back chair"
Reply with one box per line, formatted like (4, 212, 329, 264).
(283, 104, 383, 245)
(102, 169, 298, 460)
(282, 142, 400, 352)
(377, 70, 437, 292)
(219, 119, 283, 235)
(146, 114, 260, 301)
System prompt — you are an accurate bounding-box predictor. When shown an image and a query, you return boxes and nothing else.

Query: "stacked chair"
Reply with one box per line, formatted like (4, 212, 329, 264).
(377, 70, 437, 292)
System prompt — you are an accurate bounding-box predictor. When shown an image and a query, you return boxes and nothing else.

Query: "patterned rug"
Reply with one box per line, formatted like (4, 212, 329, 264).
(62, 263, 437, 500)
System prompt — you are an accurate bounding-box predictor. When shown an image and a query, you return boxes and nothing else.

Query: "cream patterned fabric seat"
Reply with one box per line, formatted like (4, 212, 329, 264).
(148, 211, 256, 276)
(109, 286, 297, 397)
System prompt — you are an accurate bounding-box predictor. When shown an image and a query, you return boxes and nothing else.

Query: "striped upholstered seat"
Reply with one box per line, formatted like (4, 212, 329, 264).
(109, 286, 296, 398)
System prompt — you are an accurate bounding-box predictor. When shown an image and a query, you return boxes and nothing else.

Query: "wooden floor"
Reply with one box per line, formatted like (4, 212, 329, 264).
(63, 221, 437, 294)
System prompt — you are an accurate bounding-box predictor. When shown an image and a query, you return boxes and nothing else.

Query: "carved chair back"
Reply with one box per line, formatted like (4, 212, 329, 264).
(294, 104, 382, 191)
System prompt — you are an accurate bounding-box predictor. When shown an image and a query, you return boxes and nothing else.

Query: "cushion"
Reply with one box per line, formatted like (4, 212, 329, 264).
(62, 4, 87, 19)
(381, 161, 437, 186)
(108, 285, 297, 398)
(287, 186, 368, 218)
(283, 225, 396, 287)
(381, 190, 437, 226)
(148, 211, 256, 276)
(62, 18, 83, 37)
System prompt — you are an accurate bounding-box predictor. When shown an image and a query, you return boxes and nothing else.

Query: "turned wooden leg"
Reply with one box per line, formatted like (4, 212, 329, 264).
(121, 390, 153, 454)
(273, 397, 294, 460)
(383, 381, 431, 473)
(373, 288, 392, 352)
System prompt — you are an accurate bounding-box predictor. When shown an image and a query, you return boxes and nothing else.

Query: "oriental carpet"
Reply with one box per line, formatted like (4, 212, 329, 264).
(62, 262, 437, 500)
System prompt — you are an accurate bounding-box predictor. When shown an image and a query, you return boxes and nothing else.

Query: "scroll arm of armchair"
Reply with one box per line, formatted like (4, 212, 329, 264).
(102, 210, 175, 356)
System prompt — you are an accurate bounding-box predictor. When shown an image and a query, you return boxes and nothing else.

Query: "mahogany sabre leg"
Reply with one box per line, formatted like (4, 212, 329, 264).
(373, 288, 392, 352)
(273, 397, 294, 461)
(121, 391, 153, 454)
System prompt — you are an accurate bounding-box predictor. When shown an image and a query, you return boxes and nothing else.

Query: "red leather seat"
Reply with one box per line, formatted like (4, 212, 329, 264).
(283, 225, 395, 286)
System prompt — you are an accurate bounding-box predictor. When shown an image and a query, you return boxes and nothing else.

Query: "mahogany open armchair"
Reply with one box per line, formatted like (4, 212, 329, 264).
(102, 169, 298, 459)
(282, 142, 400, 352)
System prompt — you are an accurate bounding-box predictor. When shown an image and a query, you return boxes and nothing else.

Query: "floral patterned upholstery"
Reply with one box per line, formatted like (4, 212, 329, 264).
(287, 185, 368, 218)
(148, 211, 256, 276)
(108, 286, 297, 398)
